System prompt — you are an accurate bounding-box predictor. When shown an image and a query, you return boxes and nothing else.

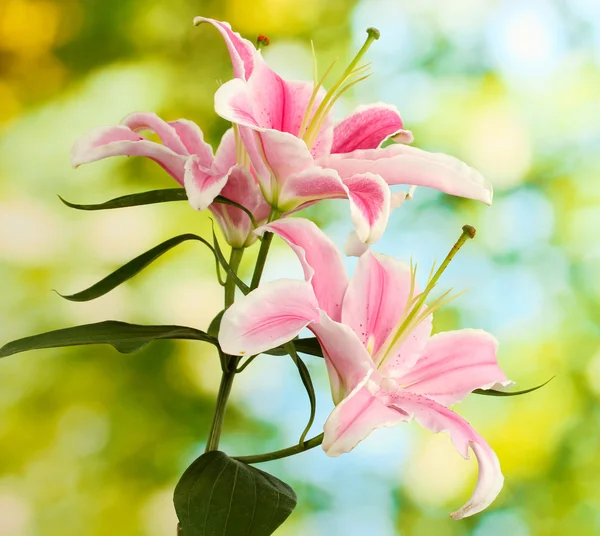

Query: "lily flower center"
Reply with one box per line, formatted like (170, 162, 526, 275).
(374, 225, 477, 369)
(299, 27, 380, 149)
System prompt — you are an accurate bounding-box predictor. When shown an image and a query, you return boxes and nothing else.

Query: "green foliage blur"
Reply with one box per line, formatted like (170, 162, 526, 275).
(1, 0, 599, 534)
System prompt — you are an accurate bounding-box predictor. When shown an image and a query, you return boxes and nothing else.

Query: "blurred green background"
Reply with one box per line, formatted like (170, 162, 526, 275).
(1, 0, 599, 534)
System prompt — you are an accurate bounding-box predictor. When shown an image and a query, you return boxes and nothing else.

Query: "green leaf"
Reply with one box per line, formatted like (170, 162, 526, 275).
(207, 310, 226, 339)
(285, 342, 317, 445)
(0, 321, 215, 358)
(473, 377, 554, 397)
(293, 337, 323, 357)
(174, 451, 297, 536)
(58, 188, 188, 210)
(58, 234, 219, 302)
(266, 338, 324, 358)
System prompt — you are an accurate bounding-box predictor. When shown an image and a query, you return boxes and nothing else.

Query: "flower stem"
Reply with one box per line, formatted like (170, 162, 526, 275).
(205, 247, 244, 452)
(250, 208, 279, 290)
(234, 433, 324, 464)
(224, 247, 244, 307)
(205, 354, 238, 452)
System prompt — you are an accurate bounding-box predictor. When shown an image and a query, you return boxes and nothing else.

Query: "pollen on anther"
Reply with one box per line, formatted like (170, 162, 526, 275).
(257, 34, 270, 47)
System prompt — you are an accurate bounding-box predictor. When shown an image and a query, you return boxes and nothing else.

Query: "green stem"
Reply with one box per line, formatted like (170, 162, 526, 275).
(205, 248, 244, 452)
(250, 232, 273, 290)
(224, 248, 244, 307)
(249, 208, 279, 290)
(234, 433, 324, 464)
(205, 354, 239, 452)
(383, 225, 476, 355)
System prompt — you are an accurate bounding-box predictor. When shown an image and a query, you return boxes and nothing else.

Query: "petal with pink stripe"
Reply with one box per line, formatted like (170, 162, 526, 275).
(219, 279, 320, 356)
(70, 125, 186, 183)
(321, 144, 493, 205)
(310, 312, 375, 404)
(261, 219, 349, 322)
(193, 17, 257, 80)
(385, 389, 504, 519)
(331, 103, 406, 154)
(343, 173, 390, 244)
(397, 329, 513, 406)
(322, 371, 406, 456)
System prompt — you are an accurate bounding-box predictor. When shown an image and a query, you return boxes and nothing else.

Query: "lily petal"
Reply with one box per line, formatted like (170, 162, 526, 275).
(70, 125, 186, 183)
(169, 119, 214, 165)
(278, 166, 347, 212)
(184, 156, 230, 211)
(342, 252, 419, 360)
(320, 144, 493, 205)
(212, 128, 237, 173)
(219, 279, 320, 356)
(257, 130, 315, 184)
(193, 17, 257, 80)
(184, 129, 240, 211)
(310, 312, 375, 404)
(343, 173, 390, 244)
(322, 371, 406, 456)
(344, 231, 370, 257)
(260, 219, 349, 322)
(397, 329, 514, 406)
(386, 389, 504, 519)
(121, 112, 189, 155)
(331, 103, 406, 154)
(210, 166, 271, 248)
(214, 64, 333, 157)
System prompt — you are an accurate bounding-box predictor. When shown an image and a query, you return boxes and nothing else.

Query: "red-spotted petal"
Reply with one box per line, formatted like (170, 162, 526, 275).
(310, 312, 375, 404)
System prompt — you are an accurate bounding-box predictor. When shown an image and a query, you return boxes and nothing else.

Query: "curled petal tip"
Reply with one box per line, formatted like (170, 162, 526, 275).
(192, 16, 206, 26)
(391, 129, 414, 144)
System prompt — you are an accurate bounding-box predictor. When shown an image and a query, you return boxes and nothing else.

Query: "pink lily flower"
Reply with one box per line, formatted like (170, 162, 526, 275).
(218, 218, 512, 519)
(195, 18, 492, 247)
(71, 112, 270, 247)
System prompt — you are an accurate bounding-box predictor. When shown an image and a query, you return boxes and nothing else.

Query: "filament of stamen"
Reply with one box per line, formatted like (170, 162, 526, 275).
(298, 58, 339, 140)
(375, 225, 476, 368)
(302, 28, 380, 148)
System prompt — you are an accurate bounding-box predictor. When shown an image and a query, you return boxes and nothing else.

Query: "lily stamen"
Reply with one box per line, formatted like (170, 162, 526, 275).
(376, 225, 476, 368)
(298, 57, 339, 140)
(302, 27, 380, 148)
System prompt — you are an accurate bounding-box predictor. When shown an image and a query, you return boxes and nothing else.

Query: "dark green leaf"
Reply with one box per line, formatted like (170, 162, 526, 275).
(174, 451, 296, 536)
(58, 188, 187, 210)
(473, 377, 554, 397)
(266, 338, 323, 358)
(58, 234, 218, 302)
(293, 337, 323, 357)
(208, 310, 226, 339)
(286, 342, 316, 444)
(0, 321, 215, 358)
